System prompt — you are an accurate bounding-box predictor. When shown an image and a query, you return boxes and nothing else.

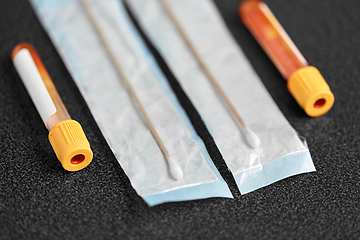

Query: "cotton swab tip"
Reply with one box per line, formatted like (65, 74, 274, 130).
(166, 156, 183, 180)
(243, 126, 261, 148)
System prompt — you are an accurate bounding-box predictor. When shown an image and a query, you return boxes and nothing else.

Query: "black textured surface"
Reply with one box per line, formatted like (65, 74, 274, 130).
(0, 0, 359, 239)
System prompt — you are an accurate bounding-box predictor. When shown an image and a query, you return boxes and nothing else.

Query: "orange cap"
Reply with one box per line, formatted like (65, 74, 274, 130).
(287, 66, 334, 117)
(49, 120, 93, 171)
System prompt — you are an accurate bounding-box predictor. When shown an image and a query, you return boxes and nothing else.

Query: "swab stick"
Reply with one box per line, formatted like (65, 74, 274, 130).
(159, 0, 260, 148)
(81, 0, 183, 180)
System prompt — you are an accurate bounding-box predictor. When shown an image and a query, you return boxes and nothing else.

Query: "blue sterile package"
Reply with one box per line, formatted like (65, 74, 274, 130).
(30, 0, 232, 205)
(126, 0, 316, 194)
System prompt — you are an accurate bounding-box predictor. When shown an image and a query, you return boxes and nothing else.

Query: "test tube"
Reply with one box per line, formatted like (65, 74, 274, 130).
(239, 0, 334, 117)
(12, 43, 93, 171)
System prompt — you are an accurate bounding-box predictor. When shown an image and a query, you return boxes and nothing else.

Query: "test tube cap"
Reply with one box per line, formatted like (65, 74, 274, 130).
(287, 66, 334, 117)
(48, 119, 93, 171)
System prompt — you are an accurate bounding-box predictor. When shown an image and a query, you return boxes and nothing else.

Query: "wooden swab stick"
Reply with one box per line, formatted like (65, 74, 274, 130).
(159, 0, 260, 148)
(81, 0, 183, 180)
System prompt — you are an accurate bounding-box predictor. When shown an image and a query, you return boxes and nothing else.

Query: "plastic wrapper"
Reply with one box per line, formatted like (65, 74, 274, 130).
(126, 0, 316, 194)
(30, 0, 232, 205)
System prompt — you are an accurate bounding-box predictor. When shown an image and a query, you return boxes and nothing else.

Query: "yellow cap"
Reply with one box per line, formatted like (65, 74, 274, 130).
(287, 66, 334, 117)
(48, 120, 93, 171)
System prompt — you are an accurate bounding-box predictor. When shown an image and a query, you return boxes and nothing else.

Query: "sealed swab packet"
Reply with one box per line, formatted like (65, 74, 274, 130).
(127, 0, 316, 194)
(30, 0, 232, 205)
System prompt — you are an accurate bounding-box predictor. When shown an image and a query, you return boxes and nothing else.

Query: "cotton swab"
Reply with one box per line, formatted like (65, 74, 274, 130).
(81, 0, 183, 180)
(159, 0, 260, 148)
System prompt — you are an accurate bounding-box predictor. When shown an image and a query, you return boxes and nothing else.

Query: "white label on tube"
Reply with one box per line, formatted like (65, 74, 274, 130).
(13, 48, 56, 125)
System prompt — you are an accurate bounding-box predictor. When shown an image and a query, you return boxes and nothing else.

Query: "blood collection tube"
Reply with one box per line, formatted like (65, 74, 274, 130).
(239, 0, 334, 117)
(12, 43, 93, 171)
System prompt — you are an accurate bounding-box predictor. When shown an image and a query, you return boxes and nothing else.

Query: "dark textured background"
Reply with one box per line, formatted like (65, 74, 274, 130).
(0, 0, 359, 239)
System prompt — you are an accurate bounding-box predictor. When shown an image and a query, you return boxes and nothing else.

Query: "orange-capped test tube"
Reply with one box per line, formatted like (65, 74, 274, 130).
(239, 0, 334, 117)
(12, 43, 93, 171)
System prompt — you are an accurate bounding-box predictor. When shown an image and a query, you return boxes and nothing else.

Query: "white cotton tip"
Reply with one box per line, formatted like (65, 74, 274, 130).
(166, 156, 183, 180)
(243, 126, 261, 148)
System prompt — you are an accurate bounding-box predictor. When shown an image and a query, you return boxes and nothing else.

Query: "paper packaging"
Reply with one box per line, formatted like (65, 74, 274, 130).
(126, 0, 316, 194)
(30, 0, 232, 206)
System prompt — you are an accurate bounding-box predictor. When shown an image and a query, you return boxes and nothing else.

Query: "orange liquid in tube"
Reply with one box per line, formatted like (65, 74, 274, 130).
(12, 43, 93, 171)
(12, 43, 71, 130)
(239, 0, 334, 117)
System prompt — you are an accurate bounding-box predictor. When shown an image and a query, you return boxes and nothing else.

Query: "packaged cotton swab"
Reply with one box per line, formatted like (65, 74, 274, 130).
(126, 0, 315, 194)
(30, 0, 232, 205)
